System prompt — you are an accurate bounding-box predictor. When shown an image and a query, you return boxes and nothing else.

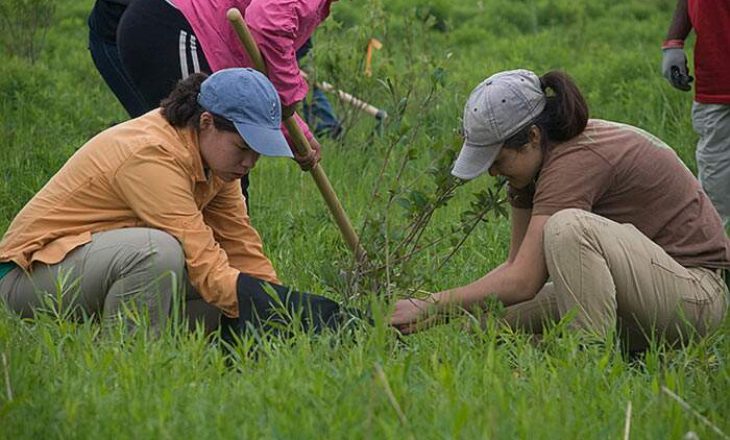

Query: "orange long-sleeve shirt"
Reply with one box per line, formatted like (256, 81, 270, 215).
(0, 110, 278, 317)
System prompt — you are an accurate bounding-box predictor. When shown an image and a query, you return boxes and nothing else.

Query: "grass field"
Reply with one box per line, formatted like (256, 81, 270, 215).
(1, 0, 728, 438)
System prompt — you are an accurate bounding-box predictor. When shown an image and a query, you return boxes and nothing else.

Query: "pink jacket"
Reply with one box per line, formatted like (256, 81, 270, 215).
(175, 0, 335, 142)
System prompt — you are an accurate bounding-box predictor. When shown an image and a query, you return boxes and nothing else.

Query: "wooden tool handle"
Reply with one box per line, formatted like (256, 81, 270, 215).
(226, 8, 366, 262)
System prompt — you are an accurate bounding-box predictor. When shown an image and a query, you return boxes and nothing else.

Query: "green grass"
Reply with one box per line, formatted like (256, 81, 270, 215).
(1, 0, 728, 438)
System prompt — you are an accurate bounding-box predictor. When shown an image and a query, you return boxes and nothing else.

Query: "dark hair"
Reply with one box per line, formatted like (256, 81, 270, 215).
(504, 71, 589, 150)
(160, 73, 237, 133)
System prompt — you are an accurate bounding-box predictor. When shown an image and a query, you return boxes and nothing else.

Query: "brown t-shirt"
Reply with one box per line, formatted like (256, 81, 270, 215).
(509, 119, 730, 268)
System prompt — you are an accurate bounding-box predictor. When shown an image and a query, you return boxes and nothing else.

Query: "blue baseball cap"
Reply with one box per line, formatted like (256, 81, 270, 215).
(198, 68, 293, 158)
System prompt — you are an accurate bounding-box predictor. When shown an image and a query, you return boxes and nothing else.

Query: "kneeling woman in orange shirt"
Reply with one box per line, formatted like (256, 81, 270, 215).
(0, 68, 343, 335)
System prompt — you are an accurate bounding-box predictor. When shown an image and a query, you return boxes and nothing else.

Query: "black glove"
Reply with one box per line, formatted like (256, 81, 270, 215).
(221, 273, 362, 338)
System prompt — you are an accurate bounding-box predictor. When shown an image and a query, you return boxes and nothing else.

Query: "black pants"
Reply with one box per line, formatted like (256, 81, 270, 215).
(117, 0, 211, 113)
(88, 0, 149, 117)
(117, 0, 254, 206)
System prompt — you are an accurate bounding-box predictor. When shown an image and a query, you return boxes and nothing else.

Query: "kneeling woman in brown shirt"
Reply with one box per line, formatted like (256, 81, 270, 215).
(391, 69, 729, 350)
(0, 68, 345, 335)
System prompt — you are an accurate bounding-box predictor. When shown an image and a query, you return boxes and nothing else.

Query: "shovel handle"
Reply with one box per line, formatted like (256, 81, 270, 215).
(300, 72, 387, 120)
(226, 8, 366, 262)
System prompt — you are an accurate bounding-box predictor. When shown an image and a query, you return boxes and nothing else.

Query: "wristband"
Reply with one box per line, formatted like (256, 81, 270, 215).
(662, 39, 685, 49)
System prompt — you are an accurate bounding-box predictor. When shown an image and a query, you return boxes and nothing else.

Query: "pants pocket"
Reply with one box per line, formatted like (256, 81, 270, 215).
(678, 269, 727, 335)
(650, 257, 694, 281)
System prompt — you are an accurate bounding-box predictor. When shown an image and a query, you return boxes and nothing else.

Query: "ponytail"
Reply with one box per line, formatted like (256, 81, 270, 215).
(504, 70, 588, 150)
(160, 73, 237, 133)
(160, 73, 208, 128)
(536, 71, 588, 142)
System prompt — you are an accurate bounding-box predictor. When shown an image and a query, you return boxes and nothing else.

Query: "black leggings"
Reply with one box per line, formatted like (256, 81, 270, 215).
(117, 0, 252, 206)
(117, 0, 211, 114)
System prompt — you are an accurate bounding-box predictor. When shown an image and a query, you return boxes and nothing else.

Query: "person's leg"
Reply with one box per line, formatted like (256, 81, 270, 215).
(180, 276, 222, 334)
(117, 0, 211, 115)
(502, 282, 560, 334)
(543, 209, 727, 350)
(0, 228, 186, 334)
(692, 102, 730, 227)
(296, 38, 342, 139)
(307, 88, 343, 139)
(87, 2, 149, 118)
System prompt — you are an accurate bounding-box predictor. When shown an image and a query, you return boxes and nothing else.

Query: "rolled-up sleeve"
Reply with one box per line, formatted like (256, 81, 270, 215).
(247, 1, 307, 106)
(245, 0, 315, 146)
(114, 147, 241, 317)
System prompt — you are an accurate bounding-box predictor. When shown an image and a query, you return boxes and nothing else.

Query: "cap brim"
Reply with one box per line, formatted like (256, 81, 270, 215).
(234, 121, 293, 158)
(451, 142, 501, 180)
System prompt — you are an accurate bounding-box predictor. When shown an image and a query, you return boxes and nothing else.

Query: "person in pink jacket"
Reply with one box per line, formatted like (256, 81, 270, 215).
(115, 0, 338, 204)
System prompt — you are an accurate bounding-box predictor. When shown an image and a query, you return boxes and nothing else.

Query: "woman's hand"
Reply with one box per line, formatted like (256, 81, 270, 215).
(390, 297, 440, 335)
(293, 136, 321, 171)
(280, 101, 321, 171)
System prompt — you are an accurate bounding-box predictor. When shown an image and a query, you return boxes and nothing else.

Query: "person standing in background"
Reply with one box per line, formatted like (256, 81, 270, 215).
(116, 0, 344, 161)
(87, 0, 147, 117)
(114, 0, 345, 205)
(661, 0, 730, 227)
(296, 38, 343, 140)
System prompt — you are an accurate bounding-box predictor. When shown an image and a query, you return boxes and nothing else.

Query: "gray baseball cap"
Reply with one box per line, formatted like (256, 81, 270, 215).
(452, 69, 546, 180)
(198, 68, 293, 158)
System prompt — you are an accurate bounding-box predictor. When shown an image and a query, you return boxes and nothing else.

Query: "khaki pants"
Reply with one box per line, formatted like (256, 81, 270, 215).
(505, 209, 728, 350)
(0, 228, 221, 334)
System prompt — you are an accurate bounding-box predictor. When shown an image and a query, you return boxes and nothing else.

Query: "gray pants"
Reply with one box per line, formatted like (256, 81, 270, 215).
(692, 101, 730, 227)
(504, 209, 728, 350)
(0, 228, 220, 334)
